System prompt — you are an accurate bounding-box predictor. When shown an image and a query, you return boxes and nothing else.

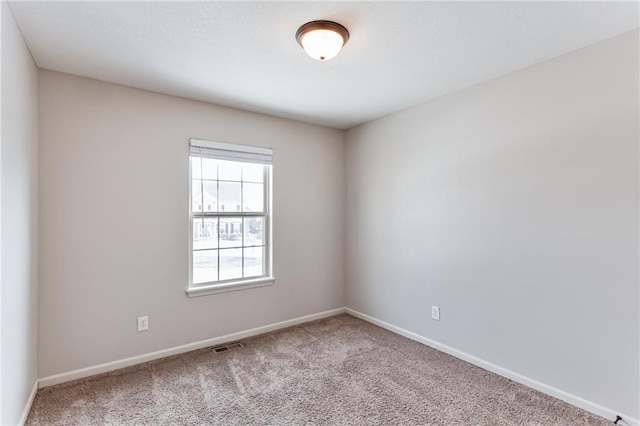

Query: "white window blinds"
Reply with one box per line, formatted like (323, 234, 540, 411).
(189, 139, 273, 165)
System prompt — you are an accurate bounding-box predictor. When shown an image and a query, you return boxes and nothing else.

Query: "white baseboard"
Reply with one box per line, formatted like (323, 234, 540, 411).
(39, 307, 346, 389)
(18, 380, 38, 425)
(345, 308, 639, 426)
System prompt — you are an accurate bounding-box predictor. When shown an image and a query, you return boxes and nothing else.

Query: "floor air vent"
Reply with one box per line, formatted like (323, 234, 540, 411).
(213, 342, 243, 353)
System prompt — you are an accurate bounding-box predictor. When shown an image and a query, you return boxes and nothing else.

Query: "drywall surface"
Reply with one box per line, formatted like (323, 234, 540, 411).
(38, 71, 345, 377)
(346, 30, 639, 419)
(1, 1, 39, 424)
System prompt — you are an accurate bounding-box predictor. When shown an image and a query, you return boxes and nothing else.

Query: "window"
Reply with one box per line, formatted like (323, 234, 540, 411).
(187, 139, 273, 297)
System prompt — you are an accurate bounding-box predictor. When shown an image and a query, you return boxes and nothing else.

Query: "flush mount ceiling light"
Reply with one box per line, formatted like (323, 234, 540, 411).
(296, 20, 349, 61)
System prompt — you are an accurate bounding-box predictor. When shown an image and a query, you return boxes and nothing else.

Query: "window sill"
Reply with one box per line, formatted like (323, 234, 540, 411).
(186, 277, 275, 298)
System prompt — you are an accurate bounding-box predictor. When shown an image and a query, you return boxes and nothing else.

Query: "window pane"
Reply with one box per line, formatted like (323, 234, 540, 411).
(193, 249, 218, 284)
(202, 181, 217, 212)
(202, 158, 217, 180)
(192, 180, 202, 213)
(244, 246, 264, 278)
(243, 183, 264, 212)
(243, 163, 264, 183)
(191, 156, 201, 180)
(220, 248, 243, 281)
(218, 160, 241, 181)
(193, 218, 218, 250)
(219, 181, 241, 212)
(244, 217, 264, 246)
(219, 217, 242, 248)
(190, 152, 271, 288)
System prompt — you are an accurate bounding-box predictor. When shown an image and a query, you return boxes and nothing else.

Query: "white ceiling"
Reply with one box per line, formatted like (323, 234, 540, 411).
(8, 1, 640, 129)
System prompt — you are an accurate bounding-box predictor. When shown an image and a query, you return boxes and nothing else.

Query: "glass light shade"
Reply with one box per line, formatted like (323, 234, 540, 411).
(300, 29, 345, 61)
(296, 21, 349, 61)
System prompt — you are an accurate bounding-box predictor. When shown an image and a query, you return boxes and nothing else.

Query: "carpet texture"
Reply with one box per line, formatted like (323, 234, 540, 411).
(27, 314, 609, 425)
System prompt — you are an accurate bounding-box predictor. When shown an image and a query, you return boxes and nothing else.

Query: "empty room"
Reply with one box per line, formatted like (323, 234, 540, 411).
(1, 1, 638, 425)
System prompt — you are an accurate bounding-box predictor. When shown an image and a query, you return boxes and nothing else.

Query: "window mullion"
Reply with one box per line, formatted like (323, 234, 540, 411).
(199, 151, 205, 239)
(241, 165, 245, 278)
(242, 219, 245, 278)
(203, 212, 264, 217)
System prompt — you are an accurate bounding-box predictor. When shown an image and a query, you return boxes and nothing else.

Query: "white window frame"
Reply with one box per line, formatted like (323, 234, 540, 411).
(186, 138, 274, 298)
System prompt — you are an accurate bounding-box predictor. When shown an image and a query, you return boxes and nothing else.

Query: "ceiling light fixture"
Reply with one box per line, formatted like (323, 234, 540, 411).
(296, 20, 349, 61)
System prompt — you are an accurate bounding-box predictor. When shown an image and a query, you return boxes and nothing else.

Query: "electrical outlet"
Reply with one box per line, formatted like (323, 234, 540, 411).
(431, 306, 440, 321)
(137, 316, 149, 332)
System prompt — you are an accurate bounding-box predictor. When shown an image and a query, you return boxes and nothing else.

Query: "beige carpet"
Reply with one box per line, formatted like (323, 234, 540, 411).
(27, 314, 609, 425)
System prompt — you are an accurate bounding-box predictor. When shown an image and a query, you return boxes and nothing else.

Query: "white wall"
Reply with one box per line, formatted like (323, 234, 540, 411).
(1, 1, 39, 424)
(346, 30, 639, 420)
(38, 71, 345, 378)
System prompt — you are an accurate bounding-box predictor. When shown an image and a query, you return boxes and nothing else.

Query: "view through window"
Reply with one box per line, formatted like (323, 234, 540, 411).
(189, 140, 272, 287)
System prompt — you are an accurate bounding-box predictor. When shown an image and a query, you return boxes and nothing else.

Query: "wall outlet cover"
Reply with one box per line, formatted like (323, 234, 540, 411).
(431, 306, 440, 321)
(137, 316, 149, 332)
